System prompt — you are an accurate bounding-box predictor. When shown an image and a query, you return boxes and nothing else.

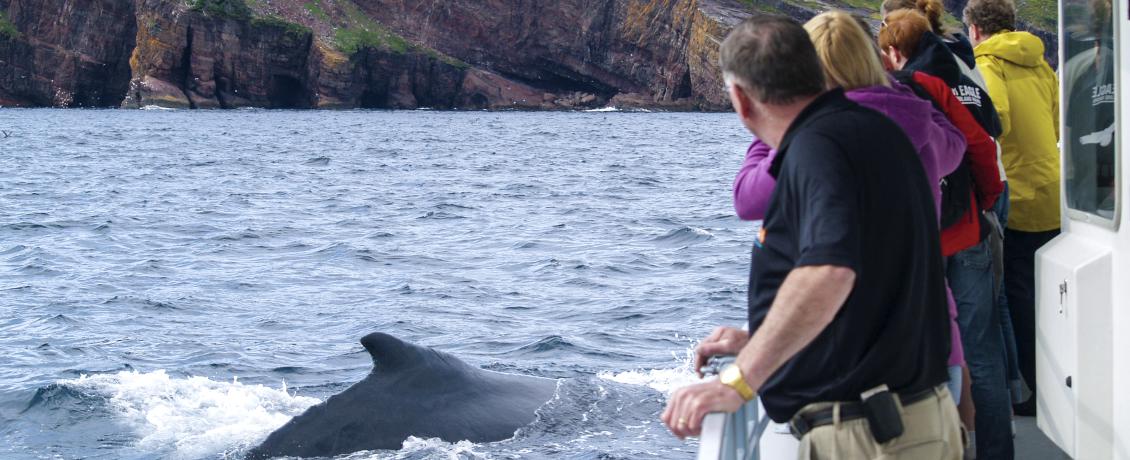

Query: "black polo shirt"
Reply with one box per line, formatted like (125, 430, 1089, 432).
(748, 89, 950, 422)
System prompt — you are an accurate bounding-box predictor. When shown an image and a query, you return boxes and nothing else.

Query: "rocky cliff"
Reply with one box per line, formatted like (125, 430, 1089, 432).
(0, 0, 1057, 110)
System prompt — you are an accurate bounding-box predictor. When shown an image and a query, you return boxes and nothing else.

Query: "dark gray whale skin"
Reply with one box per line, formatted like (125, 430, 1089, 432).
(245, 332, 558, 459)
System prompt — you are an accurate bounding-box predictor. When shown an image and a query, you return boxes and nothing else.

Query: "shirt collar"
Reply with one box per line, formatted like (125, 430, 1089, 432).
(769, 89, 851, 177)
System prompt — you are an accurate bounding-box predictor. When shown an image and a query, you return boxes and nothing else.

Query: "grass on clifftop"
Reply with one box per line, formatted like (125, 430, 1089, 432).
(1017, 0, 1057, 30)
(252, 15, 312, 38)
(333, 1, 410, 54)
(304, 0, 330, 21)
(330, 0, 467, 67)
(0, 11, 20, 39)
(189, 0, 252, 19)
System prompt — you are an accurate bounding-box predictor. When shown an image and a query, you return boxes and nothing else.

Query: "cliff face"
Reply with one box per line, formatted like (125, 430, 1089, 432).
(0, 0, 1057, 110)
(0, 0, 136, 107)
(121, 0, 476, 109)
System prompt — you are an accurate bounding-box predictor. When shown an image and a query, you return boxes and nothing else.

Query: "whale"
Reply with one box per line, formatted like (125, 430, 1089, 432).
(245, 332, 558, 459)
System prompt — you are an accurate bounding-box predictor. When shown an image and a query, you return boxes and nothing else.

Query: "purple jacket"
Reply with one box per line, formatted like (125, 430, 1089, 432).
(734, 82, 965, 220)
(733, 82, 968, 366)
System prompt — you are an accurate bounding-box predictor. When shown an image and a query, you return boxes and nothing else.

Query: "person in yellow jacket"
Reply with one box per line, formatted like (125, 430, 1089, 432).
(965, 0, 1059, 417)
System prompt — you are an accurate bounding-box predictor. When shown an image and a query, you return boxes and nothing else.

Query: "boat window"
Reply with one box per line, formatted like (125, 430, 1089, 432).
(1063, 0, 1119, 223)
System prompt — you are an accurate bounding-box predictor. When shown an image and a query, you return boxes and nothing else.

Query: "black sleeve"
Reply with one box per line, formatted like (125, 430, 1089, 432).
(973, 83, 1003, 138)
(778, 134, 862, 272)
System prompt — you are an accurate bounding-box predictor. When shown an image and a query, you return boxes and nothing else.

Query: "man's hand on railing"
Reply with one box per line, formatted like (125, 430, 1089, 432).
(662, 376, 747, 439)
(694, 327, 750, 377)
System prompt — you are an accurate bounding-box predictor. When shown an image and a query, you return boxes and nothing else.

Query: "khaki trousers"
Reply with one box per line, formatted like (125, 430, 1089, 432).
(795, 386, 963, 460)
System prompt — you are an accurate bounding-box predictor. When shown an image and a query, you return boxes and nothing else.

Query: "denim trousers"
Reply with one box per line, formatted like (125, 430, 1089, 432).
(992, 184, 1025, 402)
(948, 239, 1014, 459)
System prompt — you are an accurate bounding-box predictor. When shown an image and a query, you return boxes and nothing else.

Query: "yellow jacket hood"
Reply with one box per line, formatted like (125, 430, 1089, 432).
(975, 31, 1048, 68)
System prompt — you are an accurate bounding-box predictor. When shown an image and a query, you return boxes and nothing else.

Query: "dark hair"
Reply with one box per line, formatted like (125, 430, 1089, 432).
(881, 0, 948, 35)
(963, 0, 1017, 35)
(719, 15, 825, 104)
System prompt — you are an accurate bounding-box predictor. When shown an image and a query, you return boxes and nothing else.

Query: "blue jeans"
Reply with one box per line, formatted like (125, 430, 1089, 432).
(993, 184, 1025, 403)
(948, 239, 1014, 459)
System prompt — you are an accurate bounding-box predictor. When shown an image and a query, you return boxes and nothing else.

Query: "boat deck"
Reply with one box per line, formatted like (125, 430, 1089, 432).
(1016, 415, 1070, 459)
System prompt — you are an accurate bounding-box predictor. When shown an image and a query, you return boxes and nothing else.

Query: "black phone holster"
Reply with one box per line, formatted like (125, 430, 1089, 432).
(861, 385, 905, 443)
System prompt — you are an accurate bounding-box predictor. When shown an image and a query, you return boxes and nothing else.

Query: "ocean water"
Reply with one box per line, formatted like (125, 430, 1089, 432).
(0, 109, 755, 459)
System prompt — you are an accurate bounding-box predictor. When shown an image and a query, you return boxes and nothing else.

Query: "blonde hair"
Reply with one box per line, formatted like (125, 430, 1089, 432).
(804, 11, 890, 90)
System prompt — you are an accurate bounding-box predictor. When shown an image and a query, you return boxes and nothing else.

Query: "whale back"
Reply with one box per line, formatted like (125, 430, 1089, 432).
(245, 333, 557, 459)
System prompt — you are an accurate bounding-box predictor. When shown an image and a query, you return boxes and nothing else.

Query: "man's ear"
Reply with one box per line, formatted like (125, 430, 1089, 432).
(968, 24, 983, 45)
(728, 82, 755, 121)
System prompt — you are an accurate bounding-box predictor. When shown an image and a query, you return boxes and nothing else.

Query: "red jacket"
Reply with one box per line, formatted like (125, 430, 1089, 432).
(912, 71, 1003, 256)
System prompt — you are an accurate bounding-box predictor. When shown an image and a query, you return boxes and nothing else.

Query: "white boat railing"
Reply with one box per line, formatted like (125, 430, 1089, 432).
(696, 357, 774, 460)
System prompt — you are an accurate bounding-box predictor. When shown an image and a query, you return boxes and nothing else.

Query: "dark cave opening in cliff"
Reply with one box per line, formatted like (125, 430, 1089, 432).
(468, 93, 489, 110)
(505, 64, 617, 102)
(358, 89, 388, 109)
(268, 75, 308, 109)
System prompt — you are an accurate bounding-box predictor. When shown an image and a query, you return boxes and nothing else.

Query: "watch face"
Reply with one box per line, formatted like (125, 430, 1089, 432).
(722, 365, 740, 383)
(721, 365, 753, 401)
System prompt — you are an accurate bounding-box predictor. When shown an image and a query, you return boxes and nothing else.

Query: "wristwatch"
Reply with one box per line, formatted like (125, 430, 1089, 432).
(720, 364, 755, 401)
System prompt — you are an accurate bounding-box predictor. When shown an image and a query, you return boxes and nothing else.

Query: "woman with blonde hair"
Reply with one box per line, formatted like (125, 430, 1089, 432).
(731, 9, 970, 420)
(735, 11, 965, 223)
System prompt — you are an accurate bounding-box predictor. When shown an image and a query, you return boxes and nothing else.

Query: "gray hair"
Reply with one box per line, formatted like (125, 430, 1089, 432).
(720, 16, 826, 105)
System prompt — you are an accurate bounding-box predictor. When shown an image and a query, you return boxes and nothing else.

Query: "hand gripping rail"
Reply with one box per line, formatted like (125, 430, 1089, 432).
(696, 356, 773, 460)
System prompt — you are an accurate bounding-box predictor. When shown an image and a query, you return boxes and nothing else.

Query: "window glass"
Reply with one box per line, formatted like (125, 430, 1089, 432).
(1063, 0, 1118, 220)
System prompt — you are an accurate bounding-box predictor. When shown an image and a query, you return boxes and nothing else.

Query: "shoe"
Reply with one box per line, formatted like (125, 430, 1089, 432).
(1014, 398, 1035, 417)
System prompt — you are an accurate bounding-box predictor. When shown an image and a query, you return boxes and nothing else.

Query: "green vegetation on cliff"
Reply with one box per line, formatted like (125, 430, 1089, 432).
(0, 10, 20, 39)
(189, 0, 252, 19)
(328, 0, 466, 67)
(304, 0, 330, 21)
(251, 15, 312, 38)
(335, 27, 408, 54)
(1017, 0, 1057, 29)
(333, 1, 410, 54)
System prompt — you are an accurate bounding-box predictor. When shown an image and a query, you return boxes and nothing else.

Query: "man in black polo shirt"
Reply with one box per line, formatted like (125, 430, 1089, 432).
(661, 16, 961, 458)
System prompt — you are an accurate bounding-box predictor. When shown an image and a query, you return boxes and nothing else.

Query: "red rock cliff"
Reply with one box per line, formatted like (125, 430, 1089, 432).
(0, 0, 1055, 110)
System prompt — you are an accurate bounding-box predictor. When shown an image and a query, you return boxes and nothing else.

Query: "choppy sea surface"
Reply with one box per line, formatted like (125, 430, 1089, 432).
(0, 109, 755, 459)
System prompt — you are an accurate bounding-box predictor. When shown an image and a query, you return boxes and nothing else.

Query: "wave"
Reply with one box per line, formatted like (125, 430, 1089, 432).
(2, 222, 69, 231)
(304, 157, 331, 166)
(47, 370, 319, 459)
(649, 226, 715, 247)
(102, 295, 181, 310)
(596, 345, 699, 395)
(511, 335, 575, 354)
(506, 335, 637, 360)
(415, 210, 466, 220)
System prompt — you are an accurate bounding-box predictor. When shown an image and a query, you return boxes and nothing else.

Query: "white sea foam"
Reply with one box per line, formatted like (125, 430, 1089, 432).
(596, 344, 702, 395)
(139, 105, 176, 111)
(61, 370, 319, 459)
(338, 437, 487, 459)
(584, 106, 620, 112)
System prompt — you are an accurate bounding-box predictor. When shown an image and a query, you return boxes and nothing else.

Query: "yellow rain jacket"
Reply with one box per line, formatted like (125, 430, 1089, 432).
(975, 31, 1061, 232)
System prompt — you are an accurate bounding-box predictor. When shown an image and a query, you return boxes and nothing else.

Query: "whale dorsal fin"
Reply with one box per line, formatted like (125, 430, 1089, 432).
(360, 332, 428, 371)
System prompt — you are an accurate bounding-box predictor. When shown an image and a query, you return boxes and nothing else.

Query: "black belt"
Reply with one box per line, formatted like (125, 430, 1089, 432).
(788, 386, 938, 439)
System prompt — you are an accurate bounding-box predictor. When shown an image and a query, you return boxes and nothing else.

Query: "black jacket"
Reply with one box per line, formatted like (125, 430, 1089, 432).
(905, 31, 1002, 138)
(943, 32, 977, 69)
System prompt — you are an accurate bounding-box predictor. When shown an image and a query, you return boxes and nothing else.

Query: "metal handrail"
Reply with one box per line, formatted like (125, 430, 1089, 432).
(696, 356, 773, 460)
